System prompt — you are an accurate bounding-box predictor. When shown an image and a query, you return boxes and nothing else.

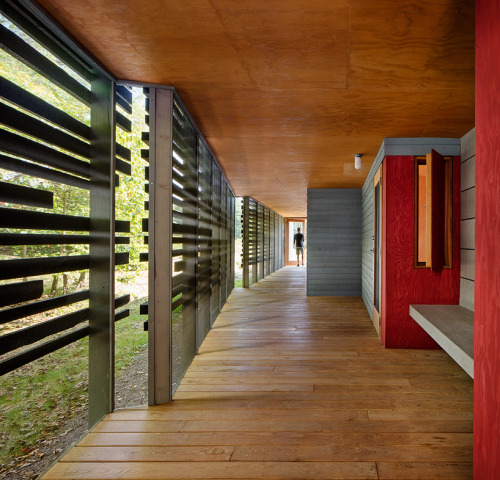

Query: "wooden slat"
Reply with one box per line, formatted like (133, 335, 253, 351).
(0, 280, 43, 308)
(116, 85, 132, 105)
(0, 23, 92, 105)
(0, 154, 91, 190)
(42, 267, 473, 480)
(0, 208, 128, 232)
(0, 129, 91, 178)
(116, 112, 132, 132)
(0, 233, 92, 245)
(0, 289, 88, 324)
(0, 325, 88, 376)
(0, 102, 90, 159)
(0, 307, 89, 355)
(0, 1, 96, 82)
(0, 181, 54, 208)
(0, 77, 91, 139)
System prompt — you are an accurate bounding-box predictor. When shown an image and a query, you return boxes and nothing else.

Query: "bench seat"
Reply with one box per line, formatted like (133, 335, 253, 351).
(409, 304, 474, 378)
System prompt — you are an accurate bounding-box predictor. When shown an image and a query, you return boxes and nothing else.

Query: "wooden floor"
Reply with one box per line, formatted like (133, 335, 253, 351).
(42, 267, 473, 479)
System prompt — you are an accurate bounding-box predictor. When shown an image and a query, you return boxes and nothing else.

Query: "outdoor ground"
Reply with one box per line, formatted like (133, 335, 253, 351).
(1, 347, 149, 480)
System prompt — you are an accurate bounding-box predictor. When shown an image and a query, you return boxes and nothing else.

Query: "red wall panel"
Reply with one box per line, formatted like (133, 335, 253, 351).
(475, 0, 500, 476)
(381, 155, 460, 349)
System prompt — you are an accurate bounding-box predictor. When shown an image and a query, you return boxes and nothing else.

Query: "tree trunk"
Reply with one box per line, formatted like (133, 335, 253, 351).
(74, 270, 86, 291)
(50, 275, 58, 296)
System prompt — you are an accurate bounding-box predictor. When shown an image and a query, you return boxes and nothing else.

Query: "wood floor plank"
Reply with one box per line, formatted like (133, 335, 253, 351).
(179, 375, 413, 385)
(42, 267, 473, 480)
(43, 461, 378, 479)
(92, 418, 472, 434)
(77, 431, 473, 448)
(179, 419, 472, 434)
(232, 445, 473, 462)
(107, 408, 369, 421)
(62, 446, 236, 462)
(377, 461, 473, 479)
(367, 409, 473, 421)
(176, 383, 314, 392)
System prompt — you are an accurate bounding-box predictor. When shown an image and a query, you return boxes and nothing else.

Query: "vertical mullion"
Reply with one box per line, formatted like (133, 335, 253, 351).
(271, 211, 275, 273)
(243, 197, 249, 288)
(267, 209, 270, 274)
(282, 217, 285, 267)
(256, 204, 260, 281)
(195, 138, 201, 351)
(194, 134, 200, 353)
(230, 193, 235, 291)
(88, 76, 116, 427)
(148, 88, 173, 405)
(209, 161, 213, 315)
(277, 215, 280, 269)
(262, 206, 265, 279)
(252, 201, 258, 285)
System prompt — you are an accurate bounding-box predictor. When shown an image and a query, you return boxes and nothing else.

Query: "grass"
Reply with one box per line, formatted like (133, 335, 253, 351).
(234, 278, 243, 288)
(0, 339, 88, 468)
(115, 298, 148, 371)
(0, 297, 147, 469)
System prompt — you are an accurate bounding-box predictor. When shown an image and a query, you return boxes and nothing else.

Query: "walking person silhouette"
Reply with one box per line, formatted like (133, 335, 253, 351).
(293, 227, 304, 266)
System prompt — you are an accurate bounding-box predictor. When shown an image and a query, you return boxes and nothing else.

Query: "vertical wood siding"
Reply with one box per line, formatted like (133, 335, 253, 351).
(474, 0, 500, 475)
(361, 159, 383, 318)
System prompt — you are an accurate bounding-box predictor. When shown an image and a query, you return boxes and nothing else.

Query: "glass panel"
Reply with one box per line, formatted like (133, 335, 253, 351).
(196, 140, 212, 350)
(417, 162, 427, 264)
(210, 166, 221, 324)
(171, 101, 197, 393)
(444, 159, 453, 267)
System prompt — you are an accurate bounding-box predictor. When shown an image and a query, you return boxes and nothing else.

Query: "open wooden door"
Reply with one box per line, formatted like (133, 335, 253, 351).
(426, 149, 446, 272)
(372, 166, 382, 336)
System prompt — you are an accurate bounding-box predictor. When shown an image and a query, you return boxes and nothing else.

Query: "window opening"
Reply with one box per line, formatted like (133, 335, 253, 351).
(415, 155, 453, 269)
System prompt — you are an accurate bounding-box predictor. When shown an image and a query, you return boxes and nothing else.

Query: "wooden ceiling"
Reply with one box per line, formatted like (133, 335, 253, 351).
(36, 0, 474, 217)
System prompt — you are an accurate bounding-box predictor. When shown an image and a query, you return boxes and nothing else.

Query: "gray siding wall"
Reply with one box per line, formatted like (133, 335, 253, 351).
(360, 138, 462, 318)
(460, 128, 475, 311)
(307, 189, 362, 296)
(361, 158, 383, 318)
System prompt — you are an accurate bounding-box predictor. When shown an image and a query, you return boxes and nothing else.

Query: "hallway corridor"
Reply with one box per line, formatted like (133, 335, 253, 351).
(43, 267, 473, 479)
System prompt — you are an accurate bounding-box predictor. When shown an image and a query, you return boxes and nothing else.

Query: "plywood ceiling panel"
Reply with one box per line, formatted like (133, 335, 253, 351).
(35, 0, 474, 217)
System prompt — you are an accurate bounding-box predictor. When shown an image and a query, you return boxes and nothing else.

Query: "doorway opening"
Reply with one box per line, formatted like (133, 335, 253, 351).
(372, 166, 382, 337)
(285, 218, 307, 266)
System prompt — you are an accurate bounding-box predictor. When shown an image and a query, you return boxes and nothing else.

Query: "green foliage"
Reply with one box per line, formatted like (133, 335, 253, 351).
(115, 91, 149, 267)
(0, 20, 148, 281)
(235, 197, 242, 240)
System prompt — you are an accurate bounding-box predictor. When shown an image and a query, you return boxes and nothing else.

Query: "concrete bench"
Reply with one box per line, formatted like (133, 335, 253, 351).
(409, 304, 474, 378)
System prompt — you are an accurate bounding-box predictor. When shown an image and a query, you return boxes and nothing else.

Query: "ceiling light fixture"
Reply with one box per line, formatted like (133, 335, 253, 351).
(354, 154, 363, 170)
